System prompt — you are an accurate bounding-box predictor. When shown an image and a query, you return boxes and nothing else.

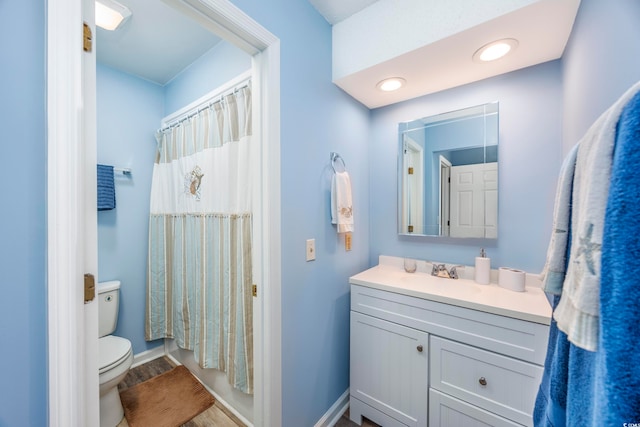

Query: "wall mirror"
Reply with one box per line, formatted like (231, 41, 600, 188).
(398, 102, 499, 238)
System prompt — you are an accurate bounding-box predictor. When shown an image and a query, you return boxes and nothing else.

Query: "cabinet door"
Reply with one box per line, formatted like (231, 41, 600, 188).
(350, 311, 428, 427)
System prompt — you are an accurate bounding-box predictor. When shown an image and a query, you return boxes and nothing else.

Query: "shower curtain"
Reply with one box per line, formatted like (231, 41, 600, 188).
(145, 85, 253, 394)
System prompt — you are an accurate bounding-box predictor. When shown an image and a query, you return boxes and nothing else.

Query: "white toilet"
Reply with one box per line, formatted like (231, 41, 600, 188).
(98, 280, 134, 427)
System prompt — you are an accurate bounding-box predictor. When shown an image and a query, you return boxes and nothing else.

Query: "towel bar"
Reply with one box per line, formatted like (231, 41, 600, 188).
(114, 167, 132, 175)
(330, 152, 346, 173)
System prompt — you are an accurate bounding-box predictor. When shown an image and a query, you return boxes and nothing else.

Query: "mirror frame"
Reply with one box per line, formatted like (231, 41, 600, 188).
(397, 102, 499, 238)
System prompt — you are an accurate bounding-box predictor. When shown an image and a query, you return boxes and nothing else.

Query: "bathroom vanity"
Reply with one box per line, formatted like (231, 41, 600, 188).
(349, 256, 551, 427)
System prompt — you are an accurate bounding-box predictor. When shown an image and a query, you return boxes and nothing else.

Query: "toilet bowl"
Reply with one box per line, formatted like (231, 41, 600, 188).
(99, 335, 133, 427)
(98, 281, 133, 427)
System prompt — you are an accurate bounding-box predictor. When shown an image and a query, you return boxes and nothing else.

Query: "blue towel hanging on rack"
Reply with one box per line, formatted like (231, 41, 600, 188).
(97, 164, 116, 210)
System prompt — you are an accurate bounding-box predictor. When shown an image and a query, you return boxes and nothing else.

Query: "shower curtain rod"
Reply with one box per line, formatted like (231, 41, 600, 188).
(159, 70, 252, 133)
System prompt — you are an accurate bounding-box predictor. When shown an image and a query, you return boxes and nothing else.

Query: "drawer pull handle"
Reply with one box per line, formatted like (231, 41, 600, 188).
(417, 345, 424, 353)
(479, 377, 487, 386)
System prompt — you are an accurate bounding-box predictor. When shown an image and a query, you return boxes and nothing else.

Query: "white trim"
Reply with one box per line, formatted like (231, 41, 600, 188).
(49, 0, 281, 425)
(129, 344, 258, 425)
(165, 0, 274, 55)
(47, 0, 86, 425)
(314, 389, 350, 427)
(130, 345, 167, 369)
(252, 40, 282, 427)
(165, 353, 255, 427)
(438, 155, 452, 235)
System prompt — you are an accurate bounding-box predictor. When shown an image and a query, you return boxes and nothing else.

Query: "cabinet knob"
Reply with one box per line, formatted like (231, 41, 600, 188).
(417, 345, 423, 353)
(479, 377, 487, 386)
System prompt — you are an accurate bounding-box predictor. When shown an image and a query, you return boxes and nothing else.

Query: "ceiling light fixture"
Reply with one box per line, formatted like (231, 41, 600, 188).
(473, 38, 518, 62)
(376, 77, 406, 92)
(95, 0, 131, 31)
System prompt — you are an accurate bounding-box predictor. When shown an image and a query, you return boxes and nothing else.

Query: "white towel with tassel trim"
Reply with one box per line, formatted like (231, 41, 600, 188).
(331, 171, 354, 233)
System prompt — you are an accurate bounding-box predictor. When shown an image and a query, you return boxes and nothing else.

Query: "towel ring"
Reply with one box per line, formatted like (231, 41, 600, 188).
(331, 152, 346, 173)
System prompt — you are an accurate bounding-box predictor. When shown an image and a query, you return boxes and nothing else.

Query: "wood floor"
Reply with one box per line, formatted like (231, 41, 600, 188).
(114, 357, 380, 427)
(335, 410, 382, 427)
(116, 357, 245, 427)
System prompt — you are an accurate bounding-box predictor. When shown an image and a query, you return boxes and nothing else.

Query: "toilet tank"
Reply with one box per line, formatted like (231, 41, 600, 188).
(98, 280, 121, 338)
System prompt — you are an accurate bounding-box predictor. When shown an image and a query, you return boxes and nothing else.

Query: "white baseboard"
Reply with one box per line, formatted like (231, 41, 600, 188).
(165, 352, 254, 427)
(133, 339, 254, 427)
(131, 345, 166, 368)
(315, 389, 350, 427)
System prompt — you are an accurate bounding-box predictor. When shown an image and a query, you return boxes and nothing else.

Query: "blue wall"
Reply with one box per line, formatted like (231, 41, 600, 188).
(370, 61, 563, 273)
(164, 41, 251, 114)
(97, 63, 164, 354)
(561, 0, 640, 155)
(226, 1, 373, 425)
(97, 41, 251, 355)
(0, 1, 47, 426)
(5, 0, 640, 425)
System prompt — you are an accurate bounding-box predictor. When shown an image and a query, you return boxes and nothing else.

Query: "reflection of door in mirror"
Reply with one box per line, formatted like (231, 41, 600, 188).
(403, 136, 424, 233)
(449, 162, 497, 238)
(438, 156, 451, 236)
(398, 102, 498, 238)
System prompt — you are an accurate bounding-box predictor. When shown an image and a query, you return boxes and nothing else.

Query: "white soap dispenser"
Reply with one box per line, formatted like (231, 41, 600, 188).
(475, 248, 490, 285)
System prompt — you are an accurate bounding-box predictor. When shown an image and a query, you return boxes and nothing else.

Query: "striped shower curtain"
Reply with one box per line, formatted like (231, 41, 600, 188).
(145, 85, 253, 394)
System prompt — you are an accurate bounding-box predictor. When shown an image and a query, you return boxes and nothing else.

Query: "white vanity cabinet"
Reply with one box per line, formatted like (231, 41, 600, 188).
(349, 262, 551, 427)
(350, 311, 429, 427)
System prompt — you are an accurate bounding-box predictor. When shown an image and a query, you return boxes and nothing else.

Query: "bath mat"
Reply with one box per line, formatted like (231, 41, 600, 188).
(120, 365, 215, 427)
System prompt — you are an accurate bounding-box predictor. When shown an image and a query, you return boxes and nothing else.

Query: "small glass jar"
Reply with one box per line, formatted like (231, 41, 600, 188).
(404, 258, 417, 273)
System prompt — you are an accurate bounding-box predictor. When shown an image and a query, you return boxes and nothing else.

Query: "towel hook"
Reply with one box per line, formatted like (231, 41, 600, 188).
(331, 152, 346, 173)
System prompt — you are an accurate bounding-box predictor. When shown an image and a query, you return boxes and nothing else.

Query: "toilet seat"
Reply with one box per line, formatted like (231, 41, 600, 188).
(99, 335, 132, 375)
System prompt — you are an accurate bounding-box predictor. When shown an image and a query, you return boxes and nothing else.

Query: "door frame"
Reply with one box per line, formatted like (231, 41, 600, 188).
(438, 155, 451, 236)
(402, 136, 424, 234)
(47, 0, 282, 425)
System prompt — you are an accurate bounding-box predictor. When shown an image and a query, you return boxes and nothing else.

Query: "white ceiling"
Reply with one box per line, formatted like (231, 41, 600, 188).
(96, 0, 221, 85)
(308, 0, 378, 24)
(312, 0, 581, 109)
(97, 0, 580, 108)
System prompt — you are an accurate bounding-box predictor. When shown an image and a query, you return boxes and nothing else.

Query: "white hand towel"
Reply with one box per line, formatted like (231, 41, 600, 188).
(540, 142, 579, 295)
(331, 171, 354, 233)
(552, 80, 640, 351)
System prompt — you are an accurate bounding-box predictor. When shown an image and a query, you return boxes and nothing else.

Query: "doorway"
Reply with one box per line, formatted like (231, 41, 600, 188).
(46, 1, 281, 426)
(402, 135, 424, 234)
(438, 155, 451, 236)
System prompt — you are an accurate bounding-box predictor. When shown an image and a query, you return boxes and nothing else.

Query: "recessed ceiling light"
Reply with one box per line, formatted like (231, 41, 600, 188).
(96, 0, 131, 31)
(473, 39, 518, 62)
(376, 77, 406, 92)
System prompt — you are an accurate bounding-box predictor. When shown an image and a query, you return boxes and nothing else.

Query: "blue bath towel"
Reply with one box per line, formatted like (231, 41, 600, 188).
(553, 81, 640, 351)
(97, 164, 116, 210)
(534, 298, 598, 427)
(534, 89, 640, 426)
(596, 89, 640, 425)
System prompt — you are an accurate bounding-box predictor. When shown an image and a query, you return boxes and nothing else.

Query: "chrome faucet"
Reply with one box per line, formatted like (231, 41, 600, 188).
(429, 263, 465, 279)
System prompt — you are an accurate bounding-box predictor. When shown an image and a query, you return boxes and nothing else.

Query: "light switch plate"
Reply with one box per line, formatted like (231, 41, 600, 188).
(306, 239, 316, 261)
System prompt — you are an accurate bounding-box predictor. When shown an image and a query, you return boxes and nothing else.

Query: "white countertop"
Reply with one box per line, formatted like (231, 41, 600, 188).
(349, 257, 552, 325)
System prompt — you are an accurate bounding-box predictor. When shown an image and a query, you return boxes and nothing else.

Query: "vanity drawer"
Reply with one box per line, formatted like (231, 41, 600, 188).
(429, 389, 521, 427)
(430, 336, 542, 426)
(351, 284, 549, 365)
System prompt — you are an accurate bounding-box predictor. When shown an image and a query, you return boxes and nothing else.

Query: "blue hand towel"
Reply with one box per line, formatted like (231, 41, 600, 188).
(97, 164, 116, 210)
(596, 89, 640, 426)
